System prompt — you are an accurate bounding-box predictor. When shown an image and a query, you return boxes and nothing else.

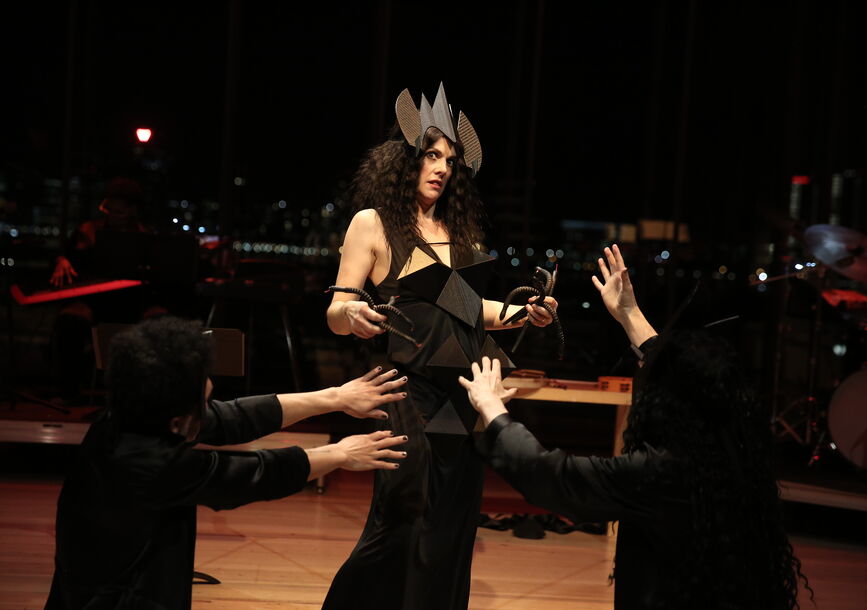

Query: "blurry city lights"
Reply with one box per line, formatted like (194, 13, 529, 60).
(198, 227, 206, 233)
(510, 257, 520, 267)
(832, 344, 847, 357)
(545, 249, 555, 257)
(278, 200, 287, 209)
(182, 224, 190, 231)
(525, 247, 534, 256)
(758, 272, 768, 281)
(661, 250, 670, 260)
(172, 218, 179, 224)
(506, 247, 515, 255)
(135, 128, 152, 143)
(581, 302, 590, 309)
(794, 263, 804, 270)
(718, 265, 728, 274)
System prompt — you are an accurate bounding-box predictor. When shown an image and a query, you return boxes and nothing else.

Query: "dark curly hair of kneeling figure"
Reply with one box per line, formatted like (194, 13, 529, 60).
(106, 316, 214, 435)
(624, 329, 812, 609)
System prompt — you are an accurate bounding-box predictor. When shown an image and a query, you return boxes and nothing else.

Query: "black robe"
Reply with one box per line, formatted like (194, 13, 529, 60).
(483, 413, 690, 610)
(45, 394, 310, 610)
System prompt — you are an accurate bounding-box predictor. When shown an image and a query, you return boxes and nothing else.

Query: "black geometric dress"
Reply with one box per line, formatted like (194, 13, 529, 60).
(322, 236, 514, 610)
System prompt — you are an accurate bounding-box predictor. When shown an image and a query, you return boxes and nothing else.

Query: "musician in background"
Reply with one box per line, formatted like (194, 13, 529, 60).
(50, 177, 149, 287)
(49, 177, 160, 405)
(460, 245, 812, 609)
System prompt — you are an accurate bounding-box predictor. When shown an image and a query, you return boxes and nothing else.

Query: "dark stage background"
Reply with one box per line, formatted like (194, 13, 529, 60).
(2, 1, 866, 458)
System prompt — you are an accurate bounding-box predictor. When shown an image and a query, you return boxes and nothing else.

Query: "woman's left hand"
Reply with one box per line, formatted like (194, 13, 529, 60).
(526, 296, 558, 327)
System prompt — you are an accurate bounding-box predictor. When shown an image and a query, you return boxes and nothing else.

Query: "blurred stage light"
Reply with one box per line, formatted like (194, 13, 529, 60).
(136, 128, 152, 143)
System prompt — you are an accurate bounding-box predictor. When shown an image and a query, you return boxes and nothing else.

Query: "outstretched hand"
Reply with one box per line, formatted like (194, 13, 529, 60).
(332, 430, 408, 471)
(458, 357, 516, 427)
(591, 244, 637, 325)
(335, 366, 408, 420)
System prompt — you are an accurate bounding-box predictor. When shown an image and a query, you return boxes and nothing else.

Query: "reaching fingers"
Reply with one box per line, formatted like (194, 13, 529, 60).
(372, 368, 399, 385)
(470, 361, 481, 378)
(605, 246, 620, 273)
(612, 244, 626, 270)
(598, 256, 611, 281)
(591, 275, 604, 293)
(360, 366, 384, 382)
(492, 357, 502, 380)
(375, 449, 408, 460)
(370, 460, 402, 470)
(374, 433, 408, 448)
(379, 376, 408, 395)
(457, 375, 471, 389)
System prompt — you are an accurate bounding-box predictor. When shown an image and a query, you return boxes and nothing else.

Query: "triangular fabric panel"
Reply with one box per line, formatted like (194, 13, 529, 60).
(399, 261, 453, 304)
(398, 247, 438, 280)
(424, 400, 468, 436)
(456, 255, 494, 298)
(480, 335, 516, 377)
(435, 272, 482, 327)
(427, 334, 472, 370)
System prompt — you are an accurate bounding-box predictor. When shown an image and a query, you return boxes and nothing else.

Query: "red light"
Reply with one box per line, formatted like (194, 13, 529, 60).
(791, 175, 810, 185)
(136, 128, 152, 143)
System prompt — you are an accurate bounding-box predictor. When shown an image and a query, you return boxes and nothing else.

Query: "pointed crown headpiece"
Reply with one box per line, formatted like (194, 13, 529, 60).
(394, 82, 483, 177)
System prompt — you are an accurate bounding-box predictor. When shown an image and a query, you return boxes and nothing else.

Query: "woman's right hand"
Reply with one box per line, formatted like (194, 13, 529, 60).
(343, 300, 387, 339)
(50, 256, 78, 287)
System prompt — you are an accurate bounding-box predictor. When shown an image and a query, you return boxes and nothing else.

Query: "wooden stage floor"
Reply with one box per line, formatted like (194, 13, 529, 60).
(1, 468, 866, 609)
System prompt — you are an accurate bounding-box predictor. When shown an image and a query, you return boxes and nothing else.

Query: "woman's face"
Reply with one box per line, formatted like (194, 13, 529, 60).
(416, 136, 457, 207)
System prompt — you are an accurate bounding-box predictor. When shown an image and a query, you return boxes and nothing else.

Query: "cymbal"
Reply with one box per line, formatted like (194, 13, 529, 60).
(804, 224, 867, 283)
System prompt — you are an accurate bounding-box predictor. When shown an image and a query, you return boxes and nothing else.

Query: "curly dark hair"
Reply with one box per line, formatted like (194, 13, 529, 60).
(347, 125, 486, 259)
(623, 330, 811, 609)
(106, 316, 214, 435)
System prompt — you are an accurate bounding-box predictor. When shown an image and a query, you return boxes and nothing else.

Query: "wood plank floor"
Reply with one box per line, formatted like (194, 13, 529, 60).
(1, 470, 865, 609)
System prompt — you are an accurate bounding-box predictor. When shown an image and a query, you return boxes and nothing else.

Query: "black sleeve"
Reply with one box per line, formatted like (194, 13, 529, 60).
(145, 445, 311, 511)
(485, 414, 660, 523)
(196, 394, 283, 446)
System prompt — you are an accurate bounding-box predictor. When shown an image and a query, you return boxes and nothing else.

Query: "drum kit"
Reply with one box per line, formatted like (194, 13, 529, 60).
(772, 223, 867, 470)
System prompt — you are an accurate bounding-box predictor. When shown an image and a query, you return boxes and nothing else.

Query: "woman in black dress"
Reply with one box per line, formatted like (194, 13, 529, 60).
(323, 84, 557, 610)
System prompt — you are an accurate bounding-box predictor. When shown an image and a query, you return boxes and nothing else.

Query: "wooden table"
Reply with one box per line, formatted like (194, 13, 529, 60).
(502, 374, 633, 456)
